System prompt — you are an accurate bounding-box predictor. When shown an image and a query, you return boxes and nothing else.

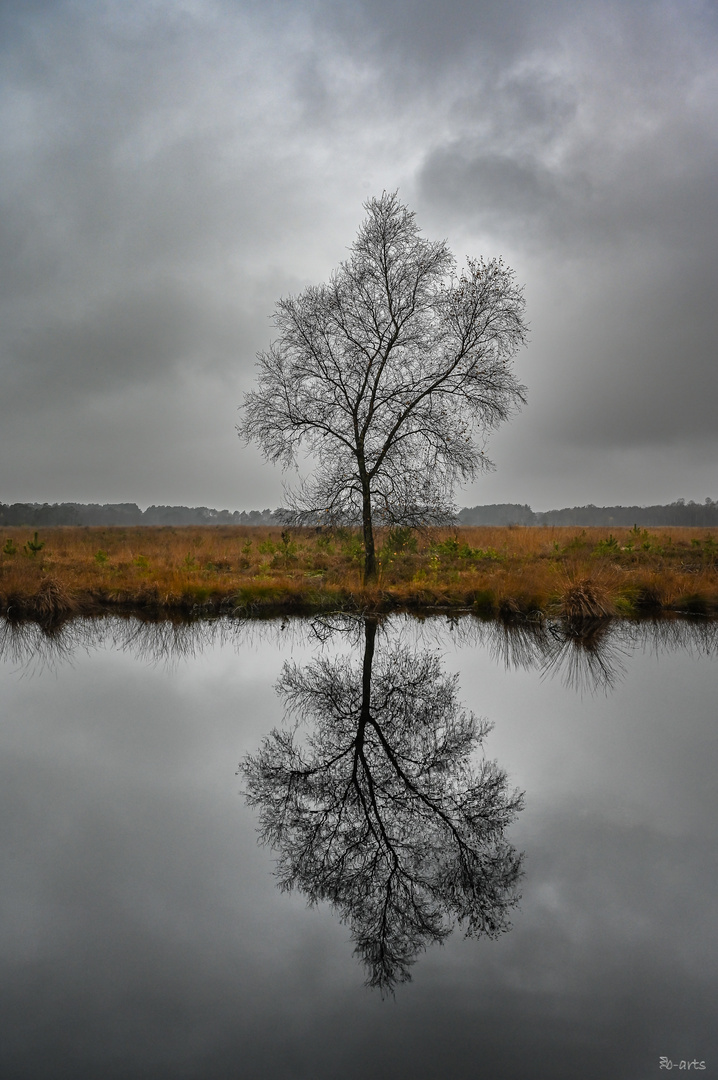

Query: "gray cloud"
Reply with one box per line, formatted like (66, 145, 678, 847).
(414, 0, 718, 492)
(0, 0, 716, 507)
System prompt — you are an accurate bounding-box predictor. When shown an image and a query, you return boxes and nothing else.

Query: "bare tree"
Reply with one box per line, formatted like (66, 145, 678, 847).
(240, 617, 524, 993)
(239, 192, 528, 582)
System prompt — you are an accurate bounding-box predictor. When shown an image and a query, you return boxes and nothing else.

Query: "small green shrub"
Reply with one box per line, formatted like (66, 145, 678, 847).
(563, 531, 589, 552)
(432, 536, 502, 562)
(2, 538, 17, 556)
(384, 526, 418, 554)
(24, 531, 44, 557)
(699, 535, 717, 565)
(341, 533, 364, 563)
(205, 559, 232, 572)
(278, 530, 298, 566)
(676, 592, 709, 615)
(238, 539, 253, 570)
(472, 589, 496, 613)
(593, 534, 619, 556)
(472, 546, 502, 561)
(94, 549, 109, 564)
(434, 536, 461, 558)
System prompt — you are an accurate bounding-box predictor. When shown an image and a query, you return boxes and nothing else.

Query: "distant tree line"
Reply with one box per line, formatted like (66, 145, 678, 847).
(2, 498, 717, 528)
(458, 499, 718, 527)
(0, 503, 279, 527)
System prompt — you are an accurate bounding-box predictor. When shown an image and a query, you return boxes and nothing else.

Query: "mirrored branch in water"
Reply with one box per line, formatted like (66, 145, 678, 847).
(240, 617, 524, 993)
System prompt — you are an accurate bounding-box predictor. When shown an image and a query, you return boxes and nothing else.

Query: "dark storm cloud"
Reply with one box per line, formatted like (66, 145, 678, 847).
(0, 0, 716, 506)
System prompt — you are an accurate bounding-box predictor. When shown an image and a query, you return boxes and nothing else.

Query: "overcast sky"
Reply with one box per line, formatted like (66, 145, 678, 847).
(1, 0, 716, 511)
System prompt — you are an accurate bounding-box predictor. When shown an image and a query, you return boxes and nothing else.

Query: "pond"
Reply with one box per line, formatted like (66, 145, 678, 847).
(1, 614, 717, 1079)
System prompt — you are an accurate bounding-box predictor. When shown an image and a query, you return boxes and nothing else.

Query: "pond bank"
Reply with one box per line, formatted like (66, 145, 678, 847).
(1, 524, 717, 620)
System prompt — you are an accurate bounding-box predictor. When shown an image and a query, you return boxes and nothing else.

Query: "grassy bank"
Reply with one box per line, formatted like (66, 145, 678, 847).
(1, 524, 717, 620)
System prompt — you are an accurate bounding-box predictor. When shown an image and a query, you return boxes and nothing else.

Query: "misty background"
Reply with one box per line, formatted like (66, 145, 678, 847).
(2, 0, 716, 512)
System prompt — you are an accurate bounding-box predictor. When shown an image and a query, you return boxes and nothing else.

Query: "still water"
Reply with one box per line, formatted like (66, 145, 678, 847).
(1, 614, 716, 1079)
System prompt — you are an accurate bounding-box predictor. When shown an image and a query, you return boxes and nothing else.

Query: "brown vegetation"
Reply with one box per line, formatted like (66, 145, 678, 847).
(0, 524, 717, 620)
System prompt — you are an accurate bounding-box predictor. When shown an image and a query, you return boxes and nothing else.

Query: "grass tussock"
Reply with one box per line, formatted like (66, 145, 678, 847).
(0, 523, 717, 618)
(559, 576, 616, 620)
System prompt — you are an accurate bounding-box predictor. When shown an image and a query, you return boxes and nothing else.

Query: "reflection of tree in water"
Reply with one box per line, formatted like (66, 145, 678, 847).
(241, 616, 524, 993)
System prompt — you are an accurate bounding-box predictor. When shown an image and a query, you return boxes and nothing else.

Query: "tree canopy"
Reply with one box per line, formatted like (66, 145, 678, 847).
(240, 192, 528, 582)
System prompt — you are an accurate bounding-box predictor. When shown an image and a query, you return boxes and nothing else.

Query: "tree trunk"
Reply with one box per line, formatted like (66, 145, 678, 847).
(361, 616, 377, 715)
(362, 483, 377, 584)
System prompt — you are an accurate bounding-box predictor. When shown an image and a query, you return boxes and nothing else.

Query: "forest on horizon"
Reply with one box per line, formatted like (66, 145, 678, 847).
(2, 499, 717, 529)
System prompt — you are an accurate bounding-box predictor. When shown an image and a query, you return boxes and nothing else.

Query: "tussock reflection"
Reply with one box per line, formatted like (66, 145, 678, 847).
(453, 615, 718, 693)
(240, 616, 524, 993)
(541, 619, 627, 693)
(0, 615, 90, 672)
(0, 614, 301, 672)
(2, 612, 718, 696)
(480, 616, 627, 693)
(2, 612, 718, 695)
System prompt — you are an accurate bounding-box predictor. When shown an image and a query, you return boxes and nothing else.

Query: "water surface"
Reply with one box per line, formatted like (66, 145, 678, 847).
(1, 615, 716, 1078)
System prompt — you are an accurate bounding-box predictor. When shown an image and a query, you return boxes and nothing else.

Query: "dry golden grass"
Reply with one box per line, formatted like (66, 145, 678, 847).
(1, 524, 716, 618)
